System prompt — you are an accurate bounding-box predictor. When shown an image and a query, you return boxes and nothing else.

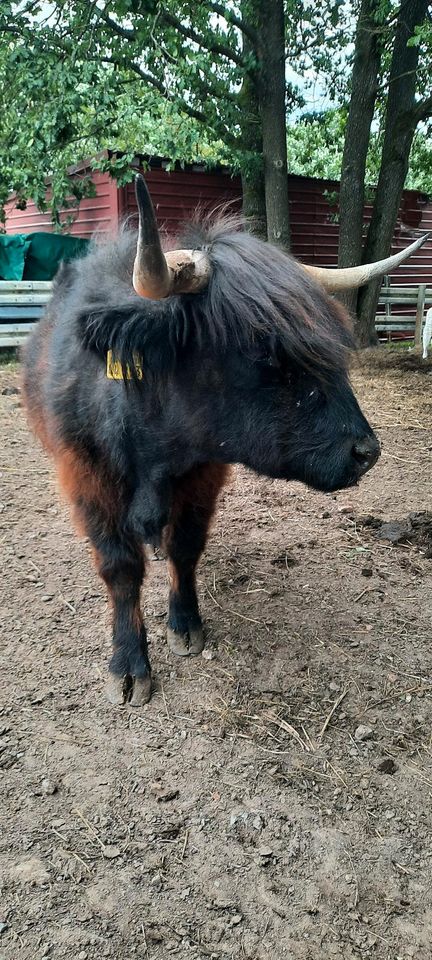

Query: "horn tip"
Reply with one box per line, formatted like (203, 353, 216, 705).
(135, 172, 151, 207)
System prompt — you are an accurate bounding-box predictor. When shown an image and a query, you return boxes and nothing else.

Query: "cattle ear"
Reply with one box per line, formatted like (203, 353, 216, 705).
(79, 302, 178, 375)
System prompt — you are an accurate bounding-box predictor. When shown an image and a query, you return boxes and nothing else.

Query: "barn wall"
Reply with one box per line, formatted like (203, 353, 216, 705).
(3, 170, 119, 240)
(4, 159, 432, 285)
(287, 176, 432, 286)
(119, 165, 242, 235)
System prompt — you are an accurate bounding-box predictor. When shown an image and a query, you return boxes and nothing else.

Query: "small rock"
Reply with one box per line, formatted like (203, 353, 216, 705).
(258, 846, 273, 858)
(385, 809, 396, 820)
(378, 758, 397, 775)
(231, 914, 243, 925)
(0, 922, 8, 934)
(77, 953, 88, 960)
(361, 567, 373, 578)
(251, 815, 263, 831)
(150, 873, 162, 892)
(201, 648, 214, 661)
(230, 810, 248, 828)
(41, 778, 58, 796)
(103, 845, 121, 859)
(354, 724, 373, 742)
(322, 511, 331, 519)
(41, 594, 54, 602)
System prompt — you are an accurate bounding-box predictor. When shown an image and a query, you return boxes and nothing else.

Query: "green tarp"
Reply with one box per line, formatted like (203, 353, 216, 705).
(0, 234, 31, 281)
(0, 231, 89, 281)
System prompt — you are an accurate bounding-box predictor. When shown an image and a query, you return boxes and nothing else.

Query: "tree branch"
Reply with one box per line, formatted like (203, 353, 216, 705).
(93, 2, 245, 68)
(206, 1, 258, 45)
(161, 11, 245, 67)
(95, 8, 136, 41)
(94, 54, 208, 124)
(414, 93, 432, 122)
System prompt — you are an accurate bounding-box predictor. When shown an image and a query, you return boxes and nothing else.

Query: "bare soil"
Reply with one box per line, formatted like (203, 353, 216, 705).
(1, 354, 432, 960)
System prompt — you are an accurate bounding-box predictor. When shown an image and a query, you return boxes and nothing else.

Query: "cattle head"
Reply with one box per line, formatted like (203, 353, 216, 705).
(81, 177, 429, 494)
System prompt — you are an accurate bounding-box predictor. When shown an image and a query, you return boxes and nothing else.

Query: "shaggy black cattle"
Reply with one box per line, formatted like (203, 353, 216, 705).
(22, 176, 425, 706)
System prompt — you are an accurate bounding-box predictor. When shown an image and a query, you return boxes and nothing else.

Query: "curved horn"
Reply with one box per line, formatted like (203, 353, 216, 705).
(133, 174, 210, 299)
(301, 233, 430, 292)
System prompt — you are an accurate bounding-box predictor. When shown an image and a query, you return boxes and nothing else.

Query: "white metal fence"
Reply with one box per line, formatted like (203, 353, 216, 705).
(0, 280, 52, 348)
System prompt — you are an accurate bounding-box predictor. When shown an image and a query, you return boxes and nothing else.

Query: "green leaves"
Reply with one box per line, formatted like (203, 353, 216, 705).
(1, 0, 431, 228)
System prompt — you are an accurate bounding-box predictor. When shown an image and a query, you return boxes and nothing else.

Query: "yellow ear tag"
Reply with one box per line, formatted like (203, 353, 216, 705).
(106, 350, 143, 380)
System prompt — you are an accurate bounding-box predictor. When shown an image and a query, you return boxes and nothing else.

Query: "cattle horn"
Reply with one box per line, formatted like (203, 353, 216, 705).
(301, 233, 430, 292)
(133, 174, 210, 298)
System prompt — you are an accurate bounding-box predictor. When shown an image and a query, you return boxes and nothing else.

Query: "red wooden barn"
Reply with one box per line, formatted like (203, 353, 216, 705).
(4, 150, 432, 287)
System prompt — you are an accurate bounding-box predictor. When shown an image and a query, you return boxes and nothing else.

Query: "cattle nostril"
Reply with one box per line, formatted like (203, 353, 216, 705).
(352, 436, 380, 472)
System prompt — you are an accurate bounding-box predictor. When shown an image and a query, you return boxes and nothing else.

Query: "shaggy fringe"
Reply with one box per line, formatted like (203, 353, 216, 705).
(52, 214, 353, 382)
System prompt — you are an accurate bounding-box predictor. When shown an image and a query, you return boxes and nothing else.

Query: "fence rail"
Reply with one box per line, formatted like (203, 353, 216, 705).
(0, 279, 431, 349)
(0, 281, 52, 347)
(376, 282, 432, 343)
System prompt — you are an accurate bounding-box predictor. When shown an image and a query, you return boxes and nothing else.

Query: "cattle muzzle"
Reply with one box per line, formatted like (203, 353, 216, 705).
(351, 434, 380, 478)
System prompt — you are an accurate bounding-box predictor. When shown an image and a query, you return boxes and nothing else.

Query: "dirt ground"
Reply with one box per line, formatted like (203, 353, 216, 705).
(1, 353, 432, 960)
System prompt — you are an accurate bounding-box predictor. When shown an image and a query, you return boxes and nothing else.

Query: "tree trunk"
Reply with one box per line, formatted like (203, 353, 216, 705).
(337, 0, 384, 317)
(356, 0, 429, 347)
(256, 0, 290, 248)
(238, 51, 267, 239)
(241, 165, 267, 240)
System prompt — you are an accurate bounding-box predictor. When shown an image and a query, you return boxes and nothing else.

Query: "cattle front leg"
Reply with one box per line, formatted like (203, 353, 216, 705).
(92, 533, 151, 706)
(164, 464, 229, 656)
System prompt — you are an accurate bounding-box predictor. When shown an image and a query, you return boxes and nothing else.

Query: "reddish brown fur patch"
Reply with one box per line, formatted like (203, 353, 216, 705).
(164, 462, 230, 557)
(55, 445, 123, 537)
(21, 320, 54, 453)
(167, 559, 180, 592)
(169, 463, 230, 524)
(21, 319, 123, 537)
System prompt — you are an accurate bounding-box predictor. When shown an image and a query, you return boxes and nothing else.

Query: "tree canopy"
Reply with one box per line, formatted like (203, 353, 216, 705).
(0, 1, 368, 222)
(1, 2, 431, 209)
(1, 0, 432, 342)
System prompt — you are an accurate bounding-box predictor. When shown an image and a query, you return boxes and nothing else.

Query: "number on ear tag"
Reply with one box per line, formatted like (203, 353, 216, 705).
(106, 350, 143, 380)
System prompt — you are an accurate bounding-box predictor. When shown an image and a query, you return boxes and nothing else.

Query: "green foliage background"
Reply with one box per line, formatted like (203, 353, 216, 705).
(1, 0, 431, 227)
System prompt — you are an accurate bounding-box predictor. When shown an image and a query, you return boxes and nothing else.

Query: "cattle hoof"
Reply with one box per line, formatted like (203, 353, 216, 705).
(129, 673, 152, 706)
(105, 672, 152, 706)
(105, 674, 128, 705)
(167, 626, 204, 657)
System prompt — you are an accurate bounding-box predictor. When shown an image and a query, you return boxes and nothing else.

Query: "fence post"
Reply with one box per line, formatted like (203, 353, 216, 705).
(415, 283, 427, 348)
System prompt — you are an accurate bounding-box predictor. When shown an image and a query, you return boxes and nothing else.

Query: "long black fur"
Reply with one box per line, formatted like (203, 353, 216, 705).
(54, 216, 353, 382)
